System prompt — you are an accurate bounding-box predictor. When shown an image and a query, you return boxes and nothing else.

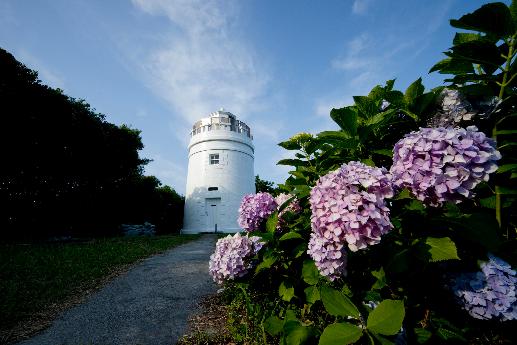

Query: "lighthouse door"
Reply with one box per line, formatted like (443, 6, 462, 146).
(206, 198, 221, 232)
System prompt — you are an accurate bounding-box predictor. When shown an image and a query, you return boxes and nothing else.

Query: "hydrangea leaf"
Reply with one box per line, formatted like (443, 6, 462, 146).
(404, 78, 424, 106)
(280, 232, 303, 241)
(366, 299, 405, 335)
(283, 321, 315, 345)
(320, 285, 360, 318)
(266, 212, 279, 233)
(292, 243, 307, 258)
(278, 139, 302, 150)
(302, 260, 320, 285)
(450, 2, 514, 37)
(318, 322, 363, 345)
(330, 107, 358, 137)
(254, 250, 278, 275)
(371, 267, 387, 290)
(424, 237, 460, 262)
(279, 281, 295, 302)
(304, 286, 320, 304)
(264, 315, 283, 336)
(415, 328, 433, 344)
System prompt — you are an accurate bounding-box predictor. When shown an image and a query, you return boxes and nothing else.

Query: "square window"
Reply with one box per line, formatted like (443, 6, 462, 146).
(209, 153, 219, 165)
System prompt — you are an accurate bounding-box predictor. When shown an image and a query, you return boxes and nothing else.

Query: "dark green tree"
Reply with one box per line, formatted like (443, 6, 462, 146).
(0, 48, 183, 239)
(255, 175, 277, 194)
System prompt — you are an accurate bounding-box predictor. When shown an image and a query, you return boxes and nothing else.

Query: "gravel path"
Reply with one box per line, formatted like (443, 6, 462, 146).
(17, 234, 218, 345)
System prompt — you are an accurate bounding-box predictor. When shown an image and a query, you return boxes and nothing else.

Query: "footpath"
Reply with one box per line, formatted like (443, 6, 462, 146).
(18, 234, 218, 345)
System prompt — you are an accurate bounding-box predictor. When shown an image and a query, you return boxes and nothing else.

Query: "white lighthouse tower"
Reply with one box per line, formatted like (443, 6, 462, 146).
(182, 109, 255, 234)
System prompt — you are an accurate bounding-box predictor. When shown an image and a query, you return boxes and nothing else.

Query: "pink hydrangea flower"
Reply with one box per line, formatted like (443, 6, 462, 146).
(238, 192, 278, 232)
(209, 233, 264, 285)
(308, 161, 394, 280)
(390, 126, 501, 206)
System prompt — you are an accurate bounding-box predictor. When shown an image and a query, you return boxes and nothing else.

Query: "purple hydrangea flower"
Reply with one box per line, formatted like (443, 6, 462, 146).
(453, 254, 517, 321)
(274, 193, 301, 230)
(307, 231, 347, 281)
(308, 161, 394, 280)
(390, 126, 501, 206)
(238, 192, 278, 232)
(208, 232, 264, 285)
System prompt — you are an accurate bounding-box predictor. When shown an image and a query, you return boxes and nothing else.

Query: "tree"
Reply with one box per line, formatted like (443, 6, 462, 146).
(255, 175, 276, 194)
(0, 48, 183, 239)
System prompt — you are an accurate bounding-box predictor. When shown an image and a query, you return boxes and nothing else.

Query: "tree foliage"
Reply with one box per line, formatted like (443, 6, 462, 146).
(0, 48, 183, 239)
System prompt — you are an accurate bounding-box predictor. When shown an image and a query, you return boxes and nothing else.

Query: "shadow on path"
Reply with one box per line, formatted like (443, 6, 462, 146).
(17, 235, 218, 345)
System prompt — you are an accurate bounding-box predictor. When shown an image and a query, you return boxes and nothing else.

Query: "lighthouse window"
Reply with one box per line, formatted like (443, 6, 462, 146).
(208, 187, 218, 191)
(209, 153, 220, 165)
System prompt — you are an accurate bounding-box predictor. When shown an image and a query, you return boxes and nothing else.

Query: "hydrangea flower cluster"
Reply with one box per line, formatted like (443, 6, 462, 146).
(390, 126, 501, 206)
(238, 192, 277, 232)
(308, 161, 394, 280)
(453, 254, 517, 321)
(275, 193, 301, 230)
(428, 89, 476, 127)
(208, 233, 264, 285)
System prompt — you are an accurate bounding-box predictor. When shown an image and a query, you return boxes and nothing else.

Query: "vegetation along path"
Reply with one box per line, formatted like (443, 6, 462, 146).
(17, 234, 218, 345)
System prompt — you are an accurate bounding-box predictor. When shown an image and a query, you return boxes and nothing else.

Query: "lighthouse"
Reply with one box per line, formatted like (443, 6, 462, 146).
(182, 109, 255, 234)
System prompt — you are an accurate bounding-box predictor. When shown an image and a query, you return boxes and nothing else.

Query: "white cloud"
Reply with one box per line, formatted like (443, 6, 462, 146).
(352, 0, 373, 15)
(131, 0, 269, 123)
(331, 33, 373, 71)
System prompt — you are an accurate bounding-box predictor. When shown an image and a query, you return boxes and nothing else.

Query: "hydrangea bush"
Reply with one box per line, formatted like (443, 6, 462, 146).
(214, 3, 517, 344)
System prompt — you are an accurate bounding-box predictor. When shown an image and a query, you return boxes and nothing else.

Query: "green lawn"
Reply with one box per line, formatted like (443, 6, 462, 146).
(0, 234, 200, 337)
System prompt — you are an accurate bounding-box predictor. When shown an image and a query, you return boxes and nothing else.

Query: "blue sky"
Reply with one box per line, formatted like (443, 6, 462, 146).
(0, 0, 494, 194)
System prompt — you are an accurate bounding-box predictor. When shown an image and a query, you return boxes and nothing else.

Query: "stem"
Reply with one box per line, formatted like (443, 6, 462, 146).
(494, 36, 515, 229)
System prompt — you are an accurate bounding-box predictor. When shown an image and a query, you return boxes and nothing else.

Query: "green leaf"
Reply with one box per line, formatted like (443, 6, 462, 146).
(450, 2, 514, 37)
(479, 196, 496, 209)
(280, 232, 304, 241)
(293, 243, 307, 258)
(255, 251, 278, 275)
(496, 129, 517, 135)
(279, 281, 295, 302)
(330, 107, 358, 137)
(371, 333, 396, 345)
(366, 299, 405, 336)
(353, 96, 379, 117)
(453, 32, 484, 45)
(497, 164, 517, 173)
(405, 78, 424, 105)
(304, 286, 320, 304)
(292, 185, 311, 198)
(449, 40, 504, 73)
(364, 109, 397, 127)
(511, 0, 517, 29)
(424, 237, 460, 262)
(393, 188, 412, 200)
(429, 58, 475, 74)
(278, 139, 301, 150)
(320, 285, 360, 318)
(278, 159, 308, 167)
(266, 212, 279, 233)
(371, 267, 387, 290)
(498, 186, 517, 194)
(284, 321, 314, 345)
(264, 315, 283, 336)
(302, 260, 320, 285)
(371, 149, 393, 157)
(436, 328, 467, 342)
(415, 328, 433, 344)
(319, 323, 363, 345)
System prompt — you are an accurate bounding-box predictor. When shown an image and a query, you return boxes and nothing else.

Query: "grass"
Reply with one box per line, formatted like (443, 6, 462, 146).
(0, 234, 200, 340)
